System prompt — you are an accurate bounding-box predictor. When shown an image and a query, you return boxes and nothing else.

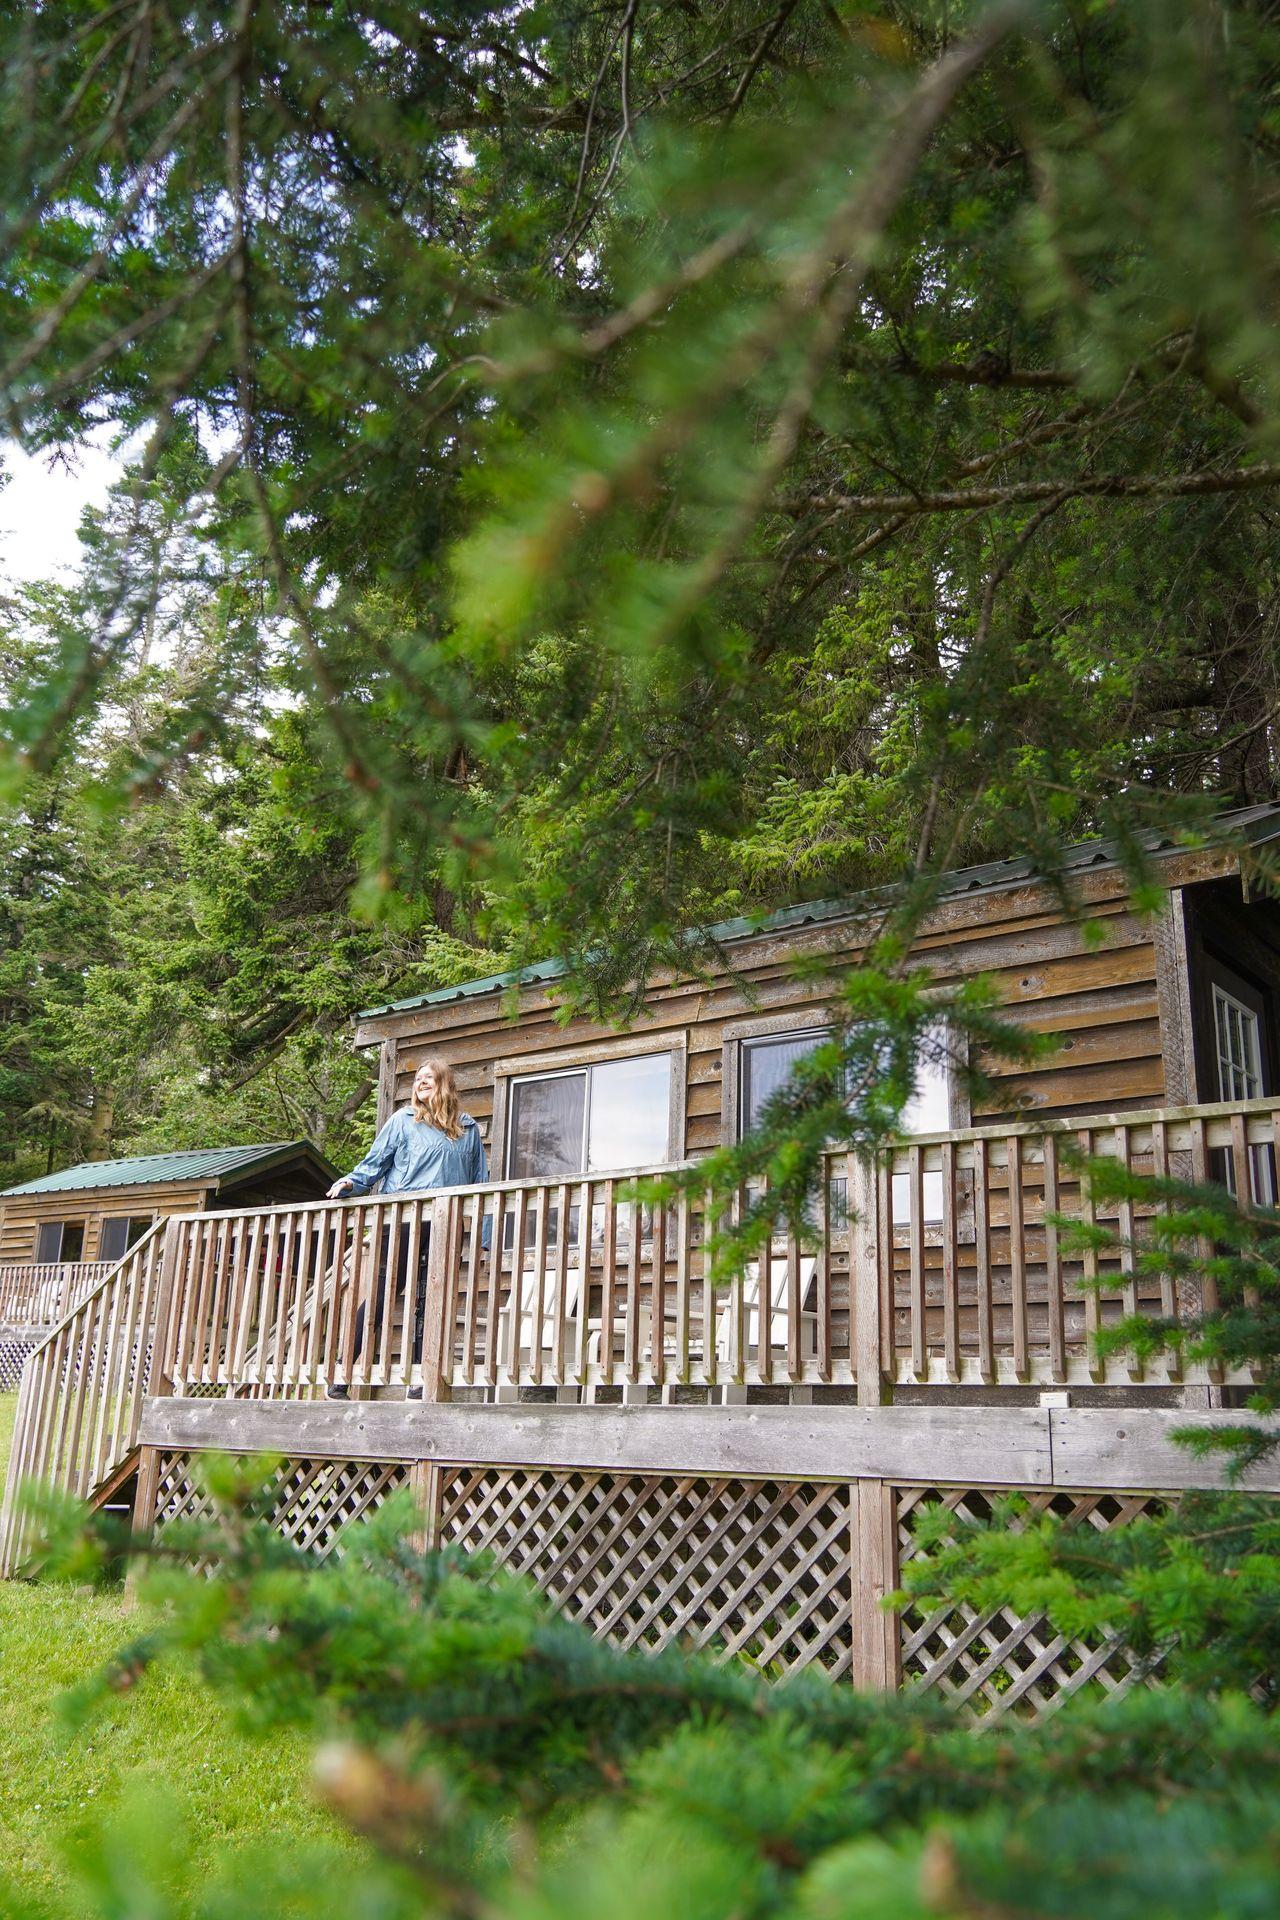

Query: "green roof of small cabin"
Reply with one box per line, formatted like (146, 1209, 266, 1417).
(0, 1141, 334, 1199)
(357, 802, 1280, 1023)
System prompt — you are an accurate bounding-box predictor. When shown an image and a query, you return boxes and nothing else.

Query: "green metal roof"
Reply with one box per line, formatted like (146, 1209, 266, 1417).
(356, 802, 1280, 1025)
(0, 1141, 330, 1199)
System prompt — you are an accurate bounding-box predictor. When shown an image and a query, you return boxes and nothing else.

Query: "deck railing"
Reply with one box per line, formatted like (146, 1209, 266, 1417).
(0, 1261, 113, 1326)
(0, 1224, 166, 1572)
(100, 1094, 1280, 1406)
(1, 1095, 1273, 1569)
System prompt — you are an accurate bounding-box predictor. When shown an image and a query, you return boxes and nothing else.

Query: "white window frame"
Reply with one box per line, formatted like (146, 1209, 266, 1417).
(1213, 982, 1265, 1103)
(493, 1033, 687, 1180)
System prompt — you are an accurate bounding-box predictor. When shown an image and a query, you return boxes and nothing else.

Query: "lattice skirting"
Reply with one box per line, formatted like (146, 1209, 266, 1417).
(0, 1335, 36, 1392)
(435, 1466, 857, 1677)
(142, 1451, 1179, 1718)
(896, 1485, 1169, 1720)
(152, 1451, 410, 1560)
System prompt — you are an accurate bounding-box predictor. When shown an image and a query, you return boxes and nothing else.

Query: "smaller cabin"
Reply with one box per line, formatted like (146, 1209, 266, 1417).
(0, 1140, 337, 1270)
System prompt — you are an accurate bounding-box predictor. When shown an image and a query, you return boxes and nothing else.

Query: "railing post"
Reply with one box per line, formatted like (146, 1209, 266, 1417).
(851, 1152, 889, 1407)
(420, 1196, 454, 1403)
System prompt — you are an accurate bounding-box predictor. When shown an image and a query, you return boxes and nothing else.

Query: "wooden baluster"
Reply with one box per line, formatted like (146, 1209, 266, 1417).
(530, 1185, 550, 1387)
(461, 1192, 484, 1388)
(205, 1216, 234, 1387)
(88, 1244, 130, 1483)
(271, 1213, 299, 1389)
(726, 1184, 747, 1390)
(109, 1237, 155, 1467)
(850, 1151, 885, 1406)
(1007, 1134, 1028, 1380)
(908, 1146, 926, 1381)
(673, 1187, 690, 1386)
(624, 1194, 642, 1384)
(326, 1207, 352, 1391)
(651, 1196, 669, 1391)
(1042, 1133, 1065, 1383)
(785, 1219, 801, 1385)
(481, 1191, 503, 1391)
(1230, 1110, 1252, 1210)
(701, 1185, 717, 1390)
(339, 1202, 363, 1395)
(940, 1139, 959, 1384)
(419, 1195, 455, 1402)
(1075, 1127, 1103, 1382)
(63, 1298, 100, 1497)
(974, 1128, 997, 1390)
(569, 1181, 590, 1390)
(817, 1162, 833, 1385)
(551, 1181, 571, 1388)
(224, 1215, 256, 1388)
(350, 1205, 376, 1392)
(302, 1210, 329, 1392)
(755, 1194, 773, 1387)
(1151, 1120, 1179, 1321)
(246, 1212, 275, 1390)
(399, 1199, 426, 1391)
(287, 1209, 315, 1390)
(1115, 1125, 1143, 1382)
(374, 1201, 399, 1386)
(1230, 1110, 1263, 1314)
(597, 1181, 618, 1388)
(187, 1220, 220, 1387)
(877, 1156, 894, 1377)
(507, 1186, 529, 1387)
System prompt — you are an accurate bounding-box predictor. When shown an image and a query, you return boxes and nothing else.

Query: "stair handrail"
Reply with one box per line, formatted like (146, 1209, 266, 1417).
(0, 1218, 169, 1575)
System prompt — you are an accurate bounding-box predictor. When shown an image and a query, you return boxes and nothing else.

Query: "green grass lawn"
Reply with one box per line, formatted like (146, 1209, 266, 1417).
(0, 1392, 368, 1915)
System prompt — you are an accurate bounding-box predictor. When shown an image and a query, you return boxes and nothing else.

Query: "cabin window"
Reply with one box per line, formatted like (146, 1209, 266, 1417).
(1209, 973, 1275, 1203)
(1213, 982, 1265, 1102)
(97, 1215, 153, 1263)
(506, 1051, 675, 1178)
(736, 1022, 955, 1220)
(35, 1220, 86, 1264)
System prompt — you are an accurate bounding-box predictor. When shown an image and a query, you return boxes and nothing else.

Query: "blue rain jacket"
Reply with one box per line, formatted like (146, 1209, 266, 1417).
(343, 1107, 489, 1197)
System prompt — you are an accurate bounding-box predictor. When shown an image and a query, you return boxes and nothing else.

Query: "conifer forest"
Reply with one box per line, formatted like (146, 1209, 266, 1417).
(2, 5, 1280, 1917)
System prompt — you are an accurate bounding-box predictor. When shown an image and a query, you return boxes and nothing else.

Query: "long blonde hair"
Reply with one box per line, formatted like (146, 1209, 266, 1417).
(412, 1057, 464, 1139)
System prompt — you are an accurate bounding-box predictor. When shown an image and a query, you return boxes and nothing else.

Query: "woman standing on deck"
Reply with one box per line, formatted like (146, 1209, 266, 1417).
(326, 1058, 488, 1397)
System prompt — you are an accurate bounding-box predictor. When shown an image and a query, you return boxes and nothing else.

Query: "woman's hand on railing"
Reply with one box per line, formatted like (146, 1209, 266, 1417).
(326, 1176, 355, 1200)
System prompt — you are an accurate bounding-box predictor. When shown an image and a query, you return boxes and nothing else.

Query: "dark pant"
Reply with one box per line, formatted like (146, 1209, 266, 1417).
(352, 1221, 431, 1366)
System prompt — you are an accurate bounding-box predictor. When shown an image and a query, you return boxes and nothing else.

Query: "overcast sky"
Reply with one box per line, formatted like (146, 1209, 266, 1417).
(0, 430, 121, 583)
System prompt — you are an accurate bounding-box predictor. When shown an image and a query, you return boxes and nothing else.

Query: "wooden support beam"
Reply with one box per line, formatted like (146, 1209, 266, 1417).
(137, 1397, 1280, 1493)
(851, 1478, 901, 1691)
(408, 1459, 440, 1554)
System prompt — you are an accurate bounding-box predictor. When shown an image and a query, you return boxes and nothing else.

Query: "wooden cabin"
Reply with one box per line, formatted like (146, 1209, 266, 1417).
(6, 812, 1280, 1719)
(352, 802, 1280, 1197)
(0, 1142, 337, 1350)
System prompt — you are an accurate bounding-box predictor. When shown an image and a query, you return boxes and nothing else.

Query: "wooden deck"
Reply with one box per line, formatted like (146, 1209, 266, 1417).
(2, 1094, 1277, 1715)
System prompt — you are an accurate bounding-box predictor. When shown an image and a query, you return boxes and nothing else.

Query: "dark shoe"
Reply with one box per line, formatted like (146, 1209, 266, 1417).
(406, 1385, 423, 1401)
(327, 1384, 349, 1400)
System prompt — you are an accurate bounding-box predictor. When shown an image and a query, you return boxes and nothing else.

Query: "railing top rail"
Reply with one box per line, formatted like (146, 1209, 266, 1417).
(882, 1094, 1280, 1152)
(159, 1161, 691, 1226)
